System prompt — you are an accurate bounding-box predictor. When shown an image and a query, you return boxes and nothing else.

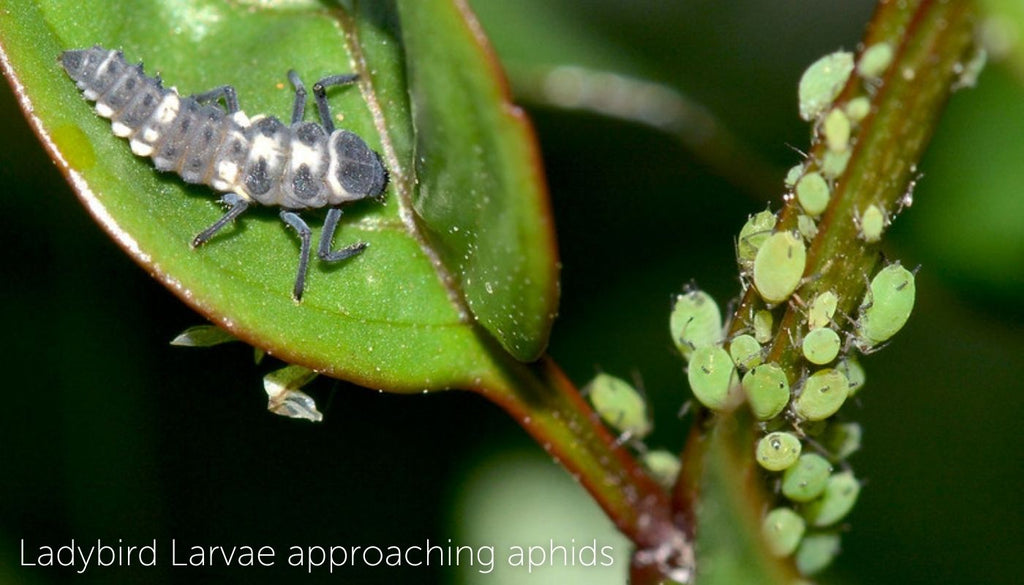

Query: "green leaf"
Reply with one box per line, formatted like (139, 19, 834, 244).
(396, 0, 559, 361)
(0, 0, 558, 389)
(676, 414, 797, 585)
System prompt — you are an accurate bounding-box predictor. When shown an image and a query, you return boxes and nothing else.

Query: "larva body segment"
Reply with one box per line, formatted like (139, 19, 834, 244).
(59, 46, 389, 300)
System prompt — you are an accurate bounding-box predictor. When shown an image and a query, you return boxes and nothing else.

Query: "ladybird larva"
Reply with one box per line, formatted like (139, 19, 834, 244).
(60, 46, 388, 300)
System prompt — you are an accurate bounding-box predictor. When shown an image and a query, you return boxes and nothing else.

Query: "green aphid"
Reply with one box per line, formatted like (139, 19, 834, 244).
(821, 148, 851, 179)
(803, 471, 861, 527)
(762, 507, 806, 557)
(781, 453, 833, 502)
(729, 334, 763, 371)
(753, 309, 774, 344)
(756, 431, 802, 471)
(795, 172, 830, 217)
(687, 345, 741, 411)
(845, 96, 871, 123)
(807, 291, 838, 329)
(802, 327, 841, 365)
(585, 373, 652, 439)
(795, 531, 841, 576)
(797, 214, 818, 241)
(753, 231, 807, 304)
(821, 421, 863, 461)
(743, 363, 790, 420)
(670, 288, 724, 360)
(836, 357, 866, 396)
(793, 368, 850, 421)
(798, 51, 855, 121)
(642, 449, 682, 490)
(856, 262, 916, 350)
(785, 164, 805, 188)
(858, 203, 887, 243)
(857, 42, 894, 79)
(737, 209, 777, 271)
(823, 108, 851, 152)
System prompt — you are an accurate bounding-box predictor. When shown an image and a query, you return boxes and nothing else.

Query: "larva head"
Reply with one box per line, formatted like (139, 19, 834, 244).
(60, 46, 126, 98)
(326, 130, 388, 205)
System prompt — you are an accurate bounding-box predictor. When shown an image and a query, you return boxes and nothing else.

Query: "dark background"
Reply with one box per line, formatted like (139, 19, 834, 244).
(2, 1, 1022, 584)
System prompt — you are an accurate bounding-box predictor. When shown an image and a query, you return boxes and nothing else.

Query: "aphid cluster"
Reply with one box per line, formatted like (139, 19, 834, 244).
(61, 46, 388, 300)
(581, 39, 934, 580)
(666, 42, 918, 577)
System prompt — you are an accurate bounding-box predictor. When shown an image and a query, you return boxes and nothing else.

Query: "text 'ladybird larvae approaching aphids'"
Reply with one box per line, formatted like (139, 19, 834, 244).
(60, 46, 389, 301)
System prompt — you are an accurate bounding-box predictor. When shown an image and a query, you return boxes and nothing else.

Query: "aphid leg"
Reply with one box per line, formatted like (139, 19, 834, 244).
(192, 193, 249, 247)
(312, 73, 359, 133)
(191, 85, 240, 113)
(280, 210, 313, 301)
(317, 207, 368, 262)
(287, 70, 307, 124)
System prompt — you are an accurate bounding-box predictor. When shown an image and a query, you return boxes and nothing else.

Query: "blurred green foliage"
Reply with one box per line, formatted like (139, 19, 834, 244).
(1, 1, 1022, 584)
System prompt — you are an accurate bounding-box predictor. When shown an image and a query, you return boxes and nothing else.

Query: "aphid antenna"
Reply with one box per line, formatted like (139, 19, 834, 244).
(675, 400, 692, 420)
(784, 142, 810, 160)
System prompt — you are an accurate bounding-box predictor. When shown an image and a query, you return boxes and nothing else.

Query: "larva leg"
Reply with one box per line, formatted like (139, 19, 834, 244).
(287, 70, 307, 125)
(191, 85, 240, 113)
(192, 193, 249, 247)
(317, 208, 367, 262)
(279, 210, 313, 301)
(312, 74, 359, 133)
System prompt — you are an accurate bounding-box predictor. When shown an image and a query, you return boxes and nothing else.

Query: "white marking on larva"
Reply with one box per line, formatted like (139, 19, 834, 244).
(154, 93, 180, 125)
(216, 160, 240, 185)
(94, 50, 119, 79)
(290, 139, 323, 171)
(111, 121, 131, 137)
(231, 111, 251, 127)
(211, 178, 230, 191)
(95, 101, 114, 118)
(83, 89, 98, 100)
(130, 140, 154, 157)
(250, 134, 281, 161)
(143, 127, 160, 143)
(325, 131, 359, 203)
